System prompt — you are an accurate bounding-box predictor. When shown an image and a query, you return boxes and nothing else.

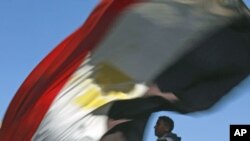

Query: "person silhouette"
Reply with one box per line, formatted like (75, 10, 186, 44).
(154, 116, 181, 141)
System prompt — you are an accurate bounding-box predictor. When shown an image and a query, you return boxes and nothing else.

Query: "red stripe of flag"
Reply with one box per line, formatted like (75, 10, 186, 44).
(0, 0, 140, 140)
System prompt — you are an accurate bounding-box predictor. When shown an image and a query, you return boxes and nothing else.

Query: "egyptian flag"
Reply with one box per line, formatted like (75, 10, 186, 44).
(0, 0, 250, 141)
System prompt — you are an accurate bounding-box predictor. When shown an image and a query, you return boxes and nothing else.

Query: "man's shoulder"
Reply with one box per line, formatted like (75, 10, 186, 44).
(166, 133, 181, 141)
(157, 133, 181, 141)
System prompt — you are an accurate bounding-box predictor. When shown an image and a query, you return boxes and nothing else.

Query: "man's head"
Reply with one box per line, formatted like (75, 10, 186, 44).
(154, 116, 174, 138)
